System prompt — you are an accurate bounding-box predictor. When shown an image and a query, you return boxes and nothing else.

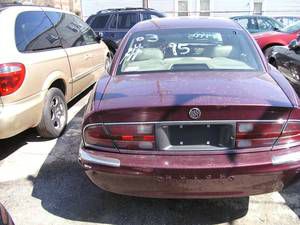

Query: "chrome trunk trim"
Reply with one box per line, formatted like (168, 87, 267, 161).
(79, 148, 120, 167)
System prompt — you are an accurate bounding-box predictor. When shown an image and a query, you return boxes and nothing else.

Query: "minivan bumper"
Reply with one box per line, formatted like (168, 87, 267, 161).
(0, 92, 45, 139)
(79, 147, 300, 199)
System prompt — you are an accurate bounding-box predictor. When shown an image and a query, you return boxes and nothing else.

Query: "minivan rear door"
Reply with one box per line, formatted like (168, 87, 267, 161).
(46, 12, 104, 97)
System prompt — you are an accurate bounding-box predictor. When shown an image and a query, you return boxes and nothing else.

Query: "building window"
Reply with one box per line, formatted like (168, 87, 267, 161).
(253, 2, 263, 15)
(200, 0, 210, 16)
(178, 0, 188, 16)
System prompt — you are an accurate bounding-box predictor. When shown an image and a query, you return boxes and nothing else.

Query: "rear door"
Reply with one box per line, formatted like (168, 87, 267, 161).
(105, 14, 118, 44)
(46, 12, 102, 97)
(9, 10, 71, 102)
(89, 14, 110, 35)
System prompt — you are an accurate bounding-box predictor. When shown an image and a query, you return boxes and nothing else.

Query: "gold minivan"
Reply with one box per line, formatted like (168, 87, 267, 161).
(0, 6, 109, 139)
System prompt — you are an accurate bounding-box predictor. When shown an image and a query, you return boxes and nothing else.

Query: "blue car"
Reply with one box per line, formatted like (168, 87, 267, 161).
(87, 8, 165, 54)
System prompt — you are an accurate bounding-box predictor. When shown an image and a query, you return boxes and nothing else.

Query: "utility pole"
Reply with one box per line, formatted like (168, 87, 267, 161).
(143, 0, 148, 8)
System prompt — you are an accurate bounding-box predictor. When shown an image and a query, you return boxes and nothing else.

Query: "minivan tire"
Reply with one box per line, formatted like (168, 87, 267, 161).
(37, 88, 68, 138)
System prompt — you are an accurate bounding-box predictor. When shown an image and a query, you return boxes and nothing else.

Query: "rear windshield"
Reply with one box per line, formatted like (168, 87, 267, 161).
(117, 28, 264, 75)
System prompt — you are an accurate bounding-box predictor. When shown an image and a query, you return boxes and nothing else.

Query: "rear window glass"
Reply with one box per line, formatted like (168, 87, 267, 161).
(118, 28, 263, 75)
(15, 11, 61, 52)
(45, 12, 98, 48)
(118, 13, 139, 29)
(91, 15, 109, 29)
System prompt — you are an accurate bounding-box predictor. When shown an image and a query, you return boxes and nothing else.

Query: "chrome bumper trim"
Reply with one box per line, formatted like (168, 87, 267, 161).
(272, 152, 300, 165)
(79, 149, 120, 168)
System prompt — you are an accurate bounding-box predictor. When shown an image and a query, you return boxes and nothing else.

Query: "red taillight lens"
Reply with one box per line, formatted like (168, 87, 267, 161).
(236, 122, 284, 148)
(83, 124, 155, 150)
(0, 63, 25, 96)
(275, 122, 300, 148)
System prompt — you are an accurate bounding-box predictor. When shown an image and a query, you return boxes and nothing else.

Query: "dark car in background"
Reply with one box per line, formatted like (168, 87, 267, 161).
(79, 17, 300, 199)
(231, 15, 284, 34)
(268, 36, 300, 91)
(275, 16, 300, 27)
(87, 7, 165, 54)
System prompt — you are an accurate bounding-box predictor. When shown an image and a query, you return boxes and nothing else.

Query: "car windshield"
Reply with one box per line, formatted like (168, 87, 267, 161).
(281, 21, 300, 33)
(118, 28, 263, 75)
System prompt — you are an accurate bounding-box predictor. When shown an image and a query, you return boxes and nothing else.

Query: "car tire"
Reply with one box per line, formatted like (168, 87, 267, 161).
(0, 203, 15, 225)
(37, 88, 68, 138)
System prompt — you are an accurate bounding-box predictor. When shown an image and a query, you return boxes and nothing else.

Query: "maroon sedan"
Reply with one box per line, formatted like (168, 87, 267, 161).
(79, 17, 300, 198)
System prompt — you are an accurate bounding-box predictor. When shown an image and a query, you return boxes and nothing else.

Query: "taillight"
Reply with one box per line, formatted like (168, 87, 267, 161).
(275, 122, 300, 148)
(236, 122, 284, 148)
(0, 63, 25, 96)
(83, 124, 155, 150)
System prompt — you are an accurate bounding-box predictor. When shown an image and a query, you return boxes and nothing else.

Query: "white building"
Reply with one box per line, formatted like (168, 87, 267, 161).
(82, 0, 300, 21)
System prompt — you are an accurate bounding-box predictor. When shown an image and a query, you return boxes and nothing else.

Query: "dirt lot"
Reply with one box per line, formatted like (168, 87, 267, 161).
(0, 91, 299, 225)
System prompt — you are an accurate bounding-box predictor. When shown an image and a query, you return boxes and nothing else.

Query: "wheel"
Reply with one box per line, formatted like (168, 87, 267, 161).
(0, 203, 15, 225)
(105, 52, 113, 73)
(37, 88, 67, 138)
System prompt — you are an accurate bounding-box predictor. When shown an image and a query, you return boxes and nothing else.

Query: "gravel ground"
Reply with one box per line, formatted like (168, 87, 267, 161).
(0, 92, 299, 225)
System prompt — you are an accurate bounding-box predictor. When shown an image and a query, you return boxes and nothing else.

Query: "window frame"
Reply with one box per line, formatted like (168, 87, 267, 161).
(90, 14, 110, 30)
(117, 12, 140, 30)
(15, 10, 62, 53)
(116, 28, 265, 75)
(45, 12, 98, 48)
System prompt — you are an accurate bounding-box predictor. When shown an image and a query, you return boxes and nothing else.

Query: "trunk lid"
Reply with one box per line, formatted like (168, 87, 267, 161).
(95, 71, 292, 122)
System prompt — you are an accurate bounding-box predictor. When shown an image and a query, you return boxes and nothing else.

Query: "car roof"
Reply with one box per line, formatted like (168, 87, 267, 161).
(231, 15, 274, 19)
(97, 7, 158, 15)
(131, 17, 243, 32)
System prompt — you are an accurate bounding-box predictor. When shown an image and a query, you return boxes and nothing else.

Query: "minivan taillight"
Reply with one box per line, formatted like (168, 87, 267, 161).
(236, 122, 284, 148)
(0, 63, 25, 96)
(83, 124, 155, 150)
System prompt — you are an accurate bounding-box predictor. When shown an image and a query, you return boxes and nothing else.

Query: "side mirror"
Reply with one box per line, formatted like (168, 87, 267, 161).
(288, 39, 299, 50)
(95, 32, 104, 43)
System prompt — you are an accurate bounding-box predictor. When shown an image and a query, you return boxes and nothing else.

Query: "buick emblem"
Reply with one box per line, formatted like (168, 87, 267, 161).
(189, 108, 201, 120)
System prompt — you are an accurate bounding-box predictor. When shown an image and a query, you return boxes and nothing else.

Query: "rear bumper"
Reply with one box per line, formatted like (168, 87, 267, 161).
(0, 92, 45, 139)
(79, 147, 300, 198)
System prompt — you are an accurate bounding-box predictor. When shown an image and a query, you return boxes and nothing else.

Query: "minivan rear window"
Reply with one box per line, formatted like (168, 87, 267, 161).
(15, 11, 61, 52)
